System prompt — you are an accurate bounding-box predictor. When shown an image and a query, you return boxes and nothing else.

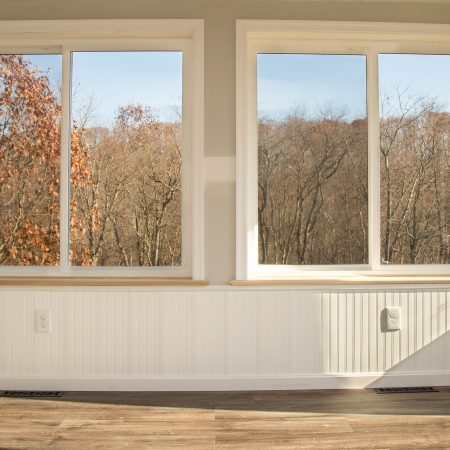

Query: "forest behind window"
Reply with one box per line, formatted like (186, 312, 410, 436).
(257, 53, 449, 266)
(0, 52, 183, 266)
(70, 52, 183, 266)
(257, 54, 368, 265)
(379, 54, 450, 265)
(0, 54, 62, 265)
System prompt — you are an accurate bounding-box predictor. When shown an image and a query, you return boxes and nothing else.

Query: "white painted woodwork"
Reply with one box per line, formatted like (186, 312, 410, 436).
(0, 19, 205, 279)
(236, 20, 450, 279)
(1, 287, 449, 388)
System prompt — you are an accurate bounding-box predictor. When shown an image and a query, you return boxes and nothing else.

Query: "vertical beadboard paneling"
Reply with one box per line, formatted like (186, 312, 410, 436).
(338, 292, 347, 373)
(193, 291, 226, 375)
(321, 292, 330, 374)
(368, 292, 378, 373)
(324, 288, 450, 375)
(386, 292, 405, 368)
(290, 291, 322, 374)
(407, 291, 416, 371)
(399, 291, 409, 363)
(360, 292, 369, 373)
(161, 290, 194, 376)
(16, 291, 33, 376)
(376, 292, 385, 373)
(384, 291, 392, 372)
(439, 292, 447, 370)
(346, 292, 354, 373)
(258, 291, 291, 375)
(225, 290, 258, 375)
(353, 291, 361, 373)
(0, 287, 449, 379)
(329, 292, 339, 373)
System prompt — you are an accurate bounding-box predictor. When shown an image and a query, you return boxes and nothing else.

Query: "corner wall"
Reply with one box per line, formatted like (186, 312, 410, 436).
(1, 0, 450, 389)
(2, 0, 450, 283)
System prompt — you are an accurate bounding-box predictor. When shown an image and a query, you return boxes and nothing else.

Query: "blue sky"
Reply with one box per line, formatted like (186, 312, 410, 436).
(379, 54, 450, 115)
(71, 52, 182, 126)
(258, 53, 450, 121)
(24, 52, 450, 125)
(29, 52, 182, 126)
(28, 54, 62, 96)
(258, 54, 367, 121)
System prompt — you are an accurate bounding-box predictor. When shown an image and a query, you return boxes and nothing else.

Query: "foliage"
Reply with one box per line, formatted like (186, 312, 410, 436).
(258, 113, 368, 265)
(380, 92, 450, 264)
(0, 55, 61, 265)
(0, 55, 182, 267)
(70, 104, 182, 266)
(1, 55, 447, 268)
(258, 100, 449, 265)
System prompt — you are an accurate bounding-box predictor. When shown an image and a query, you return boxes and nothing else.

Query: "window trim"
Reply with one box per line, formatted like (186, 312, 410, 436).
(0, 19, 205, 280)
(236, 20, 450, 280)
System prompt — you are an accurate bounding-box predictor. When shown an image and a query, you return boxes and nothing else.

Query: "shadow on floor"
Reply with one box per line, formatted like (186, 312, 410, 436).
(2, 388, 450, 416)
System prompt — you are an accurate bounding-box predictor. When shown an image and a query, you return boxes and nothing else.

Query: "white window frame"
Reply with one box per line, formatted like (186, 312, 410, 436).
(236, 20, 450, 280)
(0, 19, 204, 279)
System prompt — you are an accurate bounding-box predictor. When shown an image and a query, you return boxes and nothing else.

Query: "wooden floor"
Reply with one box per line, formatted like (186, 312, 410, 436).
(1, 388, 450, 449)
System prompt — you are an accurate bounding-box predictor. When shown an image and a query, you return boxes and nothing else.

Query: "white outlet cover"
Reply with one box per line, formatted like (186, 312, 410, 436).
(385, 306, 401, 331)
(35, 310, 51, 333)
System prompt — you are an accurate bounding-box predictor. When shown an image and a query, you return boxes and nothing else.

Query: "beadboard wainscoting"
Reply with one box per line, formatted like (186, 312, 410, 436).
(0, 287, 449, 390)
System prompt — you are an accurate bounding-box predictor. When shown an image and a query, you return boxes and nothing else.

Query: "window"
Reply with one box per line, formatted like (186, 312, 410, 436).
(379, 54, 450, 266)
(237, 21, 450, 279)
(70, 51, 183, 267)
(0, 20, 204, 279)
(0, 54, 62, 266)
(257, 54, 368, 266)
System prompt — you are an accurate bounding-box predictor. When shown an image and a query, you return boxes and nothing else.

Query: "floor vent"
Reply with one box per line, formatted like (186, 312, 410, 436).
(374, 386, 438, 394)
(2, 391, 64, 398)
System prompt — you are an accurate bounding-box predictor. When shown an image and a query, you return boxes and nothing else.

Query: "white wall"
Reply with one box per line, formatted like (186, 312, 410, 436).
(2, 0, 450, 283)
(1, 286, 449, 390)
(1, 0, 450, 389)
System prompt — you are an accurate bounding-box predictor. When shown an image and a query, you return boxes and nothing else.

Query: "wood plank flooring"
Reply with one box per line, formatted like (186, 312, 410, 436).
(1, 388, 450, 449)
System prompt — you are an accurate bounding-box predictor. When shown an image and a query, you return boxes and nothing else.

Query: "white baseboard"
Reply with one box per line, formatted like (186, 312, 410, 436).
(0, 372, 449, 391)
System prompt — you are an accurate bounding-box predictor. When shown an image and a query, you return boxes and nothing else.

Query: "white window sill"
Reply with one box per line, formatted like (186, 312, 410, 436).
(230, 275, 450, 286)
(0, 276, 209, 287)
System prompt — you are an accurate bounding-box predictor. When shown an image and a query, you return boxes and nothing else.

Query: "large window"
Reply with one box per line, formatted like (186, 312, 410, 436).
(70, 51, 183, 267)
(0, 54, 62, 266)
(237, 21, 450, 279)
(0, 20, 204, 279)
(257, 54, 368, 266)
(379, 54, 450, 266)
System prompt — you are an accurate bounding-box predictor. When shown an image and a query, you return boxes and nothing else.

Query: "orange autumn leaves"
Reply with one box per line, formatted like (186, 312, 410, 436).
(69, 104, 182, 267)
(0, 55, 92, 265)
(0, 55, 61, 265)
(1, 55, 183, 267)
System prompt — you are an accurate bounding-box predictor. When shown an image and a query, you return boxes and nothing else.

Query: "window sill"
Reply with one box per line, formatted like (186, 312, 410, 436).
(0, 276, 209, 287)
(230, 275, 450, 286)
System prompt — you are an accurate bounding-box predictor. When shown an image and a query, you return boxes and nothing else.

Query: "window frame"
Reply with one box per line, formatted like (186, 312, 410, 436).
(0, 19, 204, 280)
(236, 20, 450, 280)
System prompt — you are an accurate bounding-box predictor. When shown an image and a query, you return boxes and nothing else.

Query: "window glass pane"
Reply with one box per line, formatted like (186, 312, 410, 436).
(70, 51, 182, 267)
(0, 54, 61, 265)
(379, 54, 450, 265)
(257, 54, 368, 265)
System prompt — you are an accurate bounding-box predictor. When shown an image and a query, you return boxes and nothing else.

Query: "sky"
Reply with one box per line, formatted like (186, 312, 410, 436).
(22, 51, 450, 125)
(27, 54, 62, 96)
(258, 53, 450, 121)
(28, 52, 182, 126)
(378, 54, 450, 116)
(258, 54, 367, 121)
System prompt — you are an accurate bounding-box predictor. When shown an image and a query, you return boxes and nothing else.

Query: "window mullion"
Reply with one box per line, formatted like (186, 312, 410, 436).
(367, 48, 381, 271)
(59, 48, 72, 272)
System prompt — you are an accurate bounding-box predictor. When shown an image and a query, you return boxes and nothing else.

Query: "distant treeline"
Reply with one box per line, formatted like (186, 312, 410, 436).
(258, 101, 449, 265)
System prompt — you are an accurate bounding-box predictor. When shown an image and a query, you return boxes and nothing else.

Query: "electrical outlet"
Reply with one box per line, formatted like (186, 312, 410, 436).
(385, 307, 401, 331)
(35, 310, 51, 333)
